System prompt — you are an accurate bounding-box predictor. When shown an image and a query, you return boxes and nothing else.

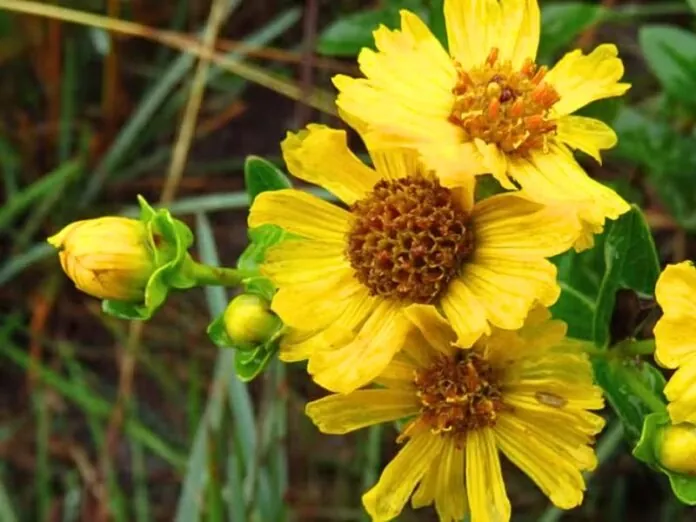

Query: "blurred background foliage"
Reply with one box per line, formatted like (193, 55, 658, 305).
(1, 0, 696, 520)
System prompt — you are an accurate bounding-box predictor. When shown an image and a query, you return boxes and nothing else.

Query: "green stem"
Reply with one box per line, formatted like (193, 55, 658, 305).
(187, 260, 252, 287)
(618, 364, 667, 415)
(619, 339, 656, 357)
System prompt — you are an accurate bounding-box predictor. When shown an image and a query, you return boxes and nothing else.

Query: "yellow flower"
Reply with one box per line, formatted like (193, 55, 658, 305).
(306, 306, 604, 522)
(249, 124, 580, 393)
(48, 217, 154, 301)
(654, 261, 696, 424)
(333, 0, 630, 249)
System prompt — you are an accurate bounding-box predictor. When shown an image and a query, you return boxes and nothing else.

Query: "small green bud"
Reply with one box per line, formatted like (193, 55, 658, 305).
(658, 423, 696, 475)
(223, 294, 280, 348)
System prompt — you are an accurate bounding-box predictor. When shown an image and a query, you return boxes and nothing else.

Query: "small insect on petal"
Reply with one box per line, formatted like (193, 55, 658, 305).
(535, 391, 568, 408)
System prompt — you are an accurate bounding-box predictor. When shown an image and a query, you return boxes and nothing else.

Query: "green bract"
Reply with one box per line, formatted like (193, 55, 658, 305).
(206, 156, 292, 381)
(103, 195, 198, 320)
(634, 413, 696, 505)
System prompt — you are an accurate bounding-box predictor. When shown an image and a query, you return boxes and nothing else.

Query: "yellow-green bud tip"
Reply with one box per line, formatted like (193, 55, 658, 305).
(223, 294, 280, 347)
(48, 217, 155, 302)
(658, 423, 696, 475)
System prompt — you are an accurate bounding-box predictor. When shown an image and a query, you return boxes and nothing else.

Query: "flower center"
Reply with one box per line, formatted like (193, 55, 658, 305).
(414, 351, 504, 438)
(448, 47, 561, 155)
(345, 173, 474, 304)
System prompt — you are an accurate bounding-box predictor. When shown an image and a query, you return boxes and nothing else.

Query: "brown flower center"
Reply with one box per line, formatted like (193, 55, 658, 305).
(345, 174, 474, 304)
(448, 47, 560, 155)
(413, 351, 505, 439)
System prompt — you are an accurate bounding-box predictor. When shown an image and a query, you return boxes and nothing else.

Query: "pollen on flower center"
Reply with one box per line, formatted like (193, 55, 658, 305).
(345, 174, 474, 304)
(413, 351, 504, 439)
(449, 47, 561, 155)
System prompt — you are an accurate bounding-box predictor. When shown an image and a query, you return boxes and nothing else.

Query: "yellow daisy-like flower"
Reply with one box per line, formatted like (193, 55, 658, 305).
(654, 261, 696, 424)
(333, 0, 630, 248)
(306, 306, 604, 521)
(248, 124, 580, 394)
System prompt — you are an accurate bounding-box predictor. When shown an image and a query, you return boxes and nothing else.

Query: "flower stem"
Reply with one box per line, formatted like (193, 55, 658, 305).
(618, 363, 667, 415)
(619, 339, 656, 357)
(188, 261, 252, 287)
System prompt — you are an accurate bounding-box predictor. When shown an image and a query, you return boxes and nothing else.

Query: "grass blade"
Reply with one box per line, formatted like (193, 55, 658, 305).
(174, 212, 255, 522)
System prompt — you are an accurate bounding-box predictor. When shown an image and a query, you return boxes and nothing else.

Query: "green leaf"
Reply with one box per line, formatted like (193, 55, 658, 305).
(689, 0, 696, 14)
(551, 234, 606, 340)
(244, 156, 291, 204)
(206, 314, 238, 350)
(317, 0, 426, 57)
(538, 3, 606, 62)
(640, 26, 696, 113)
(612, 106, 696, 230)
(234, 342, 279, 382)
(593, 357, 666, 445)
(634, 412, 696, 505)
(592, 206, 660, 348)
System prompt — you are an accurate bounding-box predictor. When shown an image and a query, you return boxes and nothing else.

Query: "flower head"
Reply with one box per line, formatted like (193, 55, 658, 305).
(334, 0, 630, 249)
(654, 261, 696, 423)
(306, 306, 604, 521)
(48, 217, 154, 301)
(248, 124, 580, 393)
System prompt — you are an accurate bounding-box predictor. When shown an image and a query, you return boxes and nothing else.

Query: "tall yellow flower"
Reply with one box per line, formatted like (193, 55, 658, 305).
(248, 124, 580, 393)
(334, 0, 630, 248)
(654, 262, 696, 424)
(306, 306, 604, 521)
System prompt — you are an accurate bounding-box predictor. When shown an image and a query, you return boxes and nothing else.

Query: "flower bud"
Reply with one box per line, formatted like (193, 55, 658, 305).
(658, 423, 696, 475)
(223, 294, 280, 348)
(48, 217, 155, 302)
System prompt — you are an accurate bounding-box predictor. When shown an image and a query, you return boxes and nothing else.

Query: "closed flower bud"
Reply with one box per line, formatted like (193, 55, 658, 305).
(48, 217, 155, 302)
(658, 423, 696, 475)
(223, 294, 280, 348)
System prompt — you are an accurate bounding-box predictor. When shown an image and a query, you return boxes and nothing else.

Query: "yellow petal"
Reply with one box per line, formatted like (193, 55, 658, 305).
(363, 431, 446, 521)
(445, 0, 501, 68)
(473, 139, 515, 189)
(281, 125, 380, 204)
(370, 148, 420, 181)
(402, 304, 457, 356)
(444, 0, 539, 68)
(472, 193, 579, 258)
(507, 145, 629, 247)
(309, 301, 411, 393)
(546, 44, 630, 116)
(279, 329, 323, 362)
(248, 189, 352, 242)
(667, 357, 696, 424)
(411, 450, 441, 509)
(418, 142, 486, 188)
(507, 0, 541, 67)
(461, 258, 560, 330)
(305, 389, 420, 435)
(441, 278, 490, 347)
(556, 115, 618, 163)
(434, 439, 467, 522)
(333, 10, 459, 148)
(654, 262, 696, 368)
(271, 272, 373, 330)
(374, 356, 420, 390)
(495, 414, 587, 509)
(262, 239, 347, 285)
(466, 428, 510, 522)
